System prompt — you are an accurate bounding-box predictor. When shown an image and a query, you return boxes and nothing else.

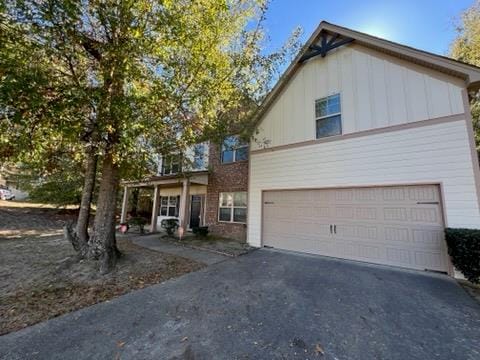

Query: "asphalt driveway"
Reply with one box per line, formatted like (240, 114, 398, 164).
(1, 249, 479, 360)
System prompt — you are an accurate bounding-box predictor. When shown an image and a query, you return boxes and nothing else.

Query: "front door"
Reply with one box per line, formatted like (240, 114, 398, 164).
(190, 195, 202, 228)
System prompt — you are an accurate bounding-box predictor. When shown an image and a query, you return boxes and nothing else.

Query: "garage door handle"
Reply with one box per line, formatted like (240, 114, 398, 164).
(417, 202, 439, 205)
(334, 225, 337, 234)
(264, 201, 274, 204)
(330, 224, 333, 234)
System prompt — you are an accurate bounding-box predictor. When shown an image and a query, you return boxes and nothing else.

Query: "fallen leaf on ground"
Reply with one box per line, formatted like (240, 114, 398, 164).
(181, 336, 188, 342)
(315, 343, 325, 356)
(117, 341, 125, 348)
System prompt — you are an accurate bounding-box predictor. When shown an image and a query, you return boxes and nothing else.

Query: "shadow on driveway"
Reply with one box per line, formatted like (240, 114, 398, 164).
(1, 249, 479, 360)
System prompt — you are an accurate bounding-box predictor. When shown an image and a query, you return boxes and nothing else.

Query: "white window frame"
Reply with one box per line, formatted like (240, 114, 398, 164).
(160, 196, 179, 217)
(221, 136, 249, 164)
(315, 93, 342, 139)
(218, 192, 247, 224)
(162, 154, 181, 175)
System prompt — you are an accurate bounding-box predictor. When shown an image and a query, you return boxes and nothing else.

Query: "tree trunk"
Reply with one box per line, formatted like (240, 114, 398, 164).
(88, 152, 121, 274)
(74, 145, 98, 255)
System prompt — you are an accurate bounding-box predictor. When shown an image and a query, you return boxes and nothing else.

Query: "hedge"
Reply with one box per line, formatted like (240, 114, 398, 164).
(445, 228, 480, 283)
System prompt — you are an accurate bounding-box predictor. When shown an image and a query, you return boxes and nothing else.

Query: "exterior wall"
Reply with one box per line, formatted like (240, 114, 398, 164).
(248, 118, 480, 247)
(252, 44, 465, 151)
(205, 143, 248, 241)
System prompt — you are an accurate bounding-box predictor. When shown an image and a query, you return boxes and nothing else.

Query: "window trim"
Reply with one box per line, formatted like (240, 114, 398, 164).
(220, 136, 249, 164)
(160, 195, 179, 217)
(315, 93, 342, 139)
(162, 155, 181, 175)
(217, 191, 247, 224)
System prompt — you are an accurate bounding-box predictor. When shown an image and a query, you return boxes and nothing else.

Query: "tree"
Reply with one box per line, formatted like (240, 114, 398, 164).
(451, 0, 480, 148)
(1, 0, 300, 273)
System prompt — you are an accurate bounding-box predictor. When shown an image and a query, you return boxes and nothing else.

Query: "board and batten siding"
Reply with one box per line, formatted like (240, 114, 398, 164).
(251, 44, 465, 151)
(248, 119, 480, 247)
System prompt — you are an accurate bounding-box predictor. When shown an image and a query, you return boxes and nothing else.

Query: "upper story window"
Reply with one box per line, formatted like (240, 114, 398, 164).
(162, 155, 181, 175)
(315, 94, 342, 139)
(192, 143, 206, 169)
(221, 135, 248, 163)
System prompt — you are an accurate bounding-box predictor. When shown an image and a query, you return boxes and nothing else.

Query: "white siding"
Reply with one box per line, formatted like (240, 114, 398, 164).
(252, 44, 466, 151)
(248, 120, 480, 247)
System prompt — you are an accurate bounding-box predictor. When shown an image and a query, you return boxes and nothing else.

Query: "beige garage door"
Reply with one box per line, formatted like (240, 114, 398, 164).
(263, 185, 448, 272)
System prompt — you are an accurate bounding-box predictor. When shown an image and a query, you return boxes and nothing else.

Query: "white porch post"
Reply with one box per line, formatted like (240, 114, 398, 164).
(120, 186, 130, 223)
(178, 179, 190, 234)
(150, 184, 160, 233)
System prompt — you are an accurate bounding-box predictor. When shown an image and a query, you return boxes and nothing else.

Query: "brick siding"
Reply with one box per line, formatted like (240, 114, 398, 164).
(205, 142, 248, 241)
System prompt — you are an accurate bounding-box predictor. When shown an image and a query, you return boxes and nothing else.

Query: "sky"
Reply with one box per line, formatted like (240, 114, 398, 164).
(263, 0, 474, 56)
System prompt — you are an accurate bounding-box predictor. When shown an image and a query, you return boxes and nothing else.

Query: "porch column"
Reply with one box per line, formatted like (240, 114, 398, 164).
(178, 179, 190, 234)
(150, 184, 160, 233)
(120, 186, 130, 223)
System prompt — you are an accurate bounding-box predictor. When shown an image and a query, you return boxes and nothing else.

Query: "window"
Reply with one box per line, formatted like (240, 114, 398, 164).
(162, 155, 181, 175)
(221, 136, 248, 163)
(192, 143, 206, 170)
(315, 94, 341, 139)
(160, 196, 179, 217)
(218, 192, 247, 223)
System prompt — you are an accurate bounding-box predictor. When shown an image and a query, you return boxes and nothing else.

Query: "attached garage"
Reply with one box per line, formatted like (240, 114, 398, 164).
(262, 185, 449, 272)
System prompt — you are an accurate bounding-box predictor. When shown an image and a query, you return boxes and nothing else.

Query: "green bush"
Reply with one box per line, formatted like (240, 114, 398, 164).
(161, 218, 179, 236)
(128, 217, 147, 234)
(192, 226, 209, 237)
(445, 228, 480, 283)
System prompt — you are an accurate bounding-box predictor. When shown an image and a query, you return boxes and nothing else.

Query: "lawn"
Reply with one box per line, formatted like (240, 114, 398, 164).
(0, 201, 204, 335)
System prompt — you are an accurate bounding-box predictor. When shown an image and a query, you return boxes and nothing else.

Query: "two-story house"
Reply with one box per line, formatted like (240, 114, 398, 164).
(121, 137, 249, 241)
(247, 22, 480, 276)
(122, 21, 480, 277)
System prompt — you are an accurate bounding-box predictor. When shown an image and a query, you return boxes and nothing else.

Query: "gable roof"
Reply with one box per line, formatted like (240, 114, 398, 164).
(252, 21, 480, 127)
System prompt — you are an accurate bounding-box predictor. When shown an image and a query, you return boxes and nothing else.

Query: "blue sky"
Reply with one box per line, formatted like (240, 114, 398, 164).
(263, 0, 474, 56)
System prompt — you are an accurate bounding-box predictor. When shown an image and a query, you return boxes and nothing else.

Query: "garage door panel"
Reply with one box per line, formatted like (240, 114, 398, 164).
(412, 229, 444, 248)
(355, 207, 378, 220)
(383, 187, 408, 202)
(414, 251, 445, 270)
(386, 247, 412, 265)
(408, 186, 439, 201)
(410, 207, 441, 224)
(356, 225, 378, 240)
(384, 227, 411, 243)
(334, 189, 355, 202)
(384, 207, 409, 221)
(262, 185, 447, 272)
(335, 207, 355, 219)
(295, 221, 331, 237)
(354, 188, 379, 202)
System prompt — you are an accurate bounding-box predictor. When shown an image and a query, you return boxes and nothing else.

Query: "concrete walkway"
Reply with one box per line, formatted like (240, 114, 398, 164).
(130, 234, 229, 265)
(1, 249, 479, 360)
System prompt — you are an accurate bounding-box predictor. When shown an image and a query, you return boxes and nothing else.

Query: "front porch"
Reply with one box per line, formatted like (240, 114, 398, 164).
(120, 171, 209, 234)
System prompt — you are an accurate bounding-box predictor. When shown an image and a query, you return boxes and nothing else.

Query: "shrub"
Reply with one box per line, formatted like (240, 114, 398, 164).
(192, 226, 209, 237)
(445, 228, 480, 283)
(128, 217, 147, 234)
(161, 218, 179, 236)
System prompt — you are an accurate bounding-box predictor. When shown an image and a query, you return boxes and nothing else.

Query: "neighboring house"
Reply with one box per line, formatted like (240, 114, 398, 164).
(123, 21, 480, 276)
(121, 137, 249, 241)
(247, 21, 480, 276)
